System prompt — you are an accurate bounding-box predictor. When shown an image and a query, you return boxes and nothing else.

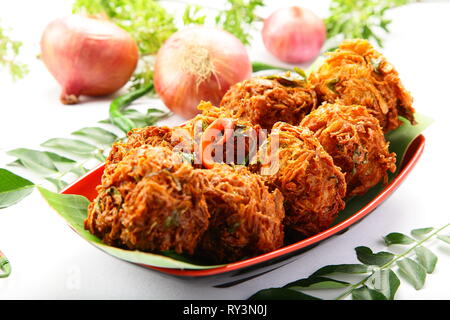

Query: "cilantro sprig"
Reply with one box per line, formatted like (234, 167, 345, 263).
(325, 0, 421, 48)
(0, 23, 28, 80)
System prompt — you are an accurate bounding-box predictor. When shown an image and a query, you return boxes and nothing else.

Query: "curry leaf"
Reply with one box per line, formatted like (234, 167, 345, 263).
(411, 227, 434, 237)
(437, 235, 450, 244)
(41, 138, 98, 157)
(352, 286, 387, 300)
(397, 258, 426, 290)
(0, 168, 34, 209)
(310, 264, 370, 277)
(355, 246, 395, 266)
(414, 246, 438, 274)
(384, 232, 415, 246)
(71, 127, 118, 145)
(7, 148, 59, 175)
(45, 177, 69, 192)
(284, 276, 350, 290)
(7, 148, 78, 176)
(367, 269, 400, 300)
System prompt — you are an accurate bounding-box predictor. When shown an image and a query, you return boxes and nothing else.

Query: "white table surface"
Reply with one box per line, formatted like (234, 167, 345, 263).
(0, 0, 449, 300)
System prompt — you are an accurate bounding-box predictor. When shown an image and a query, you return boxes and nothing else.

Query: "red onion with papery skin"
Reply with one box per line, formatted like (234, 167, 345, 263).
(262, 7, 326, 64)
(40, 15, 139, 105)
(154, 26, 252, 119)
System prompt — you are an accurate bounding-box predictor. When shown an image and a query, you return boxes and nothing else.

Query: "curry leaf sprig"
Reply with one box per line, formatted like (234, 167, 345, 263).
(7, 92, 170, 192)
(249, 223, 450, 300)
(325, 0, 421, 49)
(0, 23, 28, 80)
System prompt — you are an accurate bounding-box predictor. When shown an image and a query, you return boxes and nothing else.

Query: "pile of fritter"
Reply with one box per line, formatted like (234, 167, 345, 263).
(85, 39, 415, 264)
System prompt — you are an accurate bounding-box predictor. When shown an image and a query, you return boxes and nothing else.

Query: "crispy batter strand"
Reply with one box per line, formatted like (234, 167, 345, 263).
(256, 122, 346, 237)
(220, 76, 318, 130)
(301, 103, 396, 197)
(309, 39, 415, 132)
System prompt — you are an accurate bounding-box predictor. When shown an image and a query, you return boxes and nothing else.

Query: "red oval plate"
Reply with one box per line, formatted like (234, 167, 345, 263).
(61, 135, 425, 286)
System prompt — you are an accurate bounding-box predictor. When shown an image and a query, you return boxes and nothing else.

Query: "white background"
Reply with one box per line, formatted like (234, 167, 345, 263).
(0, 0, 449, 300)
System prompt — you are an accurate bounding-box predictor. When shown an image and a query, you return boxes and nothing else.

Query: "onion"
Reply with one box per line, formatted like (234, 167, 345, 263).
(40, 15, 139, 104)
(262, 7, 326, 64)
(154, 26, 252, 119)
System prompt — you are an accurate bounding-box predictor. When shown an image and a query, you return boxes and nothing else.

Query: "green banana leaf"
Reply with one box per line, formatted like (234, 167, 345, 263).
(37, 113, 432, 270)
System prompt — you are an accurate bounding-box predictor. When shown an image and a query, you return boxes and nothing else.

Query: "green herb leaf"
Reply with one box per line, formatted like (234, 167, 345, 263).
(414, 246, 438, 274)
(411, 227, 434, 237)
(310, 264, 370, 277)
(45, 152, 78, 173)
(251, 61, 290, 73)
(352, 285, 387, 300)
(71, 127, 118, 145)
(182, 4, 207, 25)
(69, 165, 89, 177)
(248, 288, 321, 300)
(215, 0, 264, 46)
(367, 269, 400, 300)
(0, 168, 34, 209)
(437, 235, 450, 244)
(293, 67, 307, 80)
(0, 24, 28, 80)
(109, 84, 154, 133)
(0, 250, 12, 278)
(45, 177, 69, 192)
(41, 138, 98, 157)
(284, 276, 350, 290)
(384, 232, 415, 246)
(355, 246, 395, 266)
(325, 0, 419, 49)
(7, 148, 60, 175)
(397, 258, 426, 290)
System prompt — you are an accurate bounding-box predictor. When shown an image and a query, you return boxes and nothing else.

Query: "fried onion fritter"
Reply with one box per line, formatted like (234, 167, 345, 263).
(309, 39, 415, 132)
(220, 76, 318, 130)
(255, 122, 346, 237)
(85, 146, 210, 255)
(196, 164, 285, 263)
(181, 102, 265, 168)
(102, 125, 194, 181)
(301, 103, 397, 197)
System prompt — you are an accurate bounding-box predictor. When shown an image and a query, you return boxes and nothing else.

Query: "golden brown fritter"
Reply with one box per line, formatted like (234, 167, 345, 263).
(254, 122, 346, 237)
(301, 103, 397, 197)
(220, 75, 318, 130)
(181, 102, 266, 168)
(85, 146, 210, 255)
(102, 125, 194, 180)
(309, 39, 415, 132)
(196, 164, 285, 263)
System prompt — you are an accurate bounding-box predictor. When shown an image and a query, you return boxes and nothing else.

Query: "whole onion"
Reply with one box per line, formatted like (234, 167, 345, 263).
(154, 26, 252, 119)
(262, 7, 326, 64)
(40, 15, 139, 104)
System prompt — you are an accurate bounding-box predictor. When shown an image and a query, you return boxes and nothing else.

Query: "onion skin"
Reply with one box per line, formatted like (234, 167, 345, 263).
(262, 7, 326, 64)
(40, 15, 139, 104)
(154, 26, 252, 119)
